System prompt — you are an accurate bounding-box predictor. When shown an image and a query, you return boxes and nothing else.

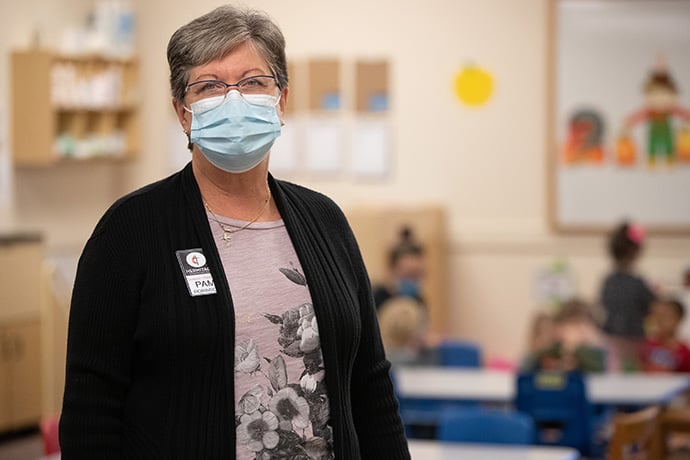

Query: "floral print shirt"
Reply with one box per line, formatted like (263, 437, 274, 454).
(207, 214, 334, 460)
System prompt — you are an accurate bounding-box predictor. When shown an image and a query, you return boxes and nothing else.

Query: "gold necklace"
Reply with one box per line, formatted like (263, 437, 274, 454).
(203, 186, 271, 247)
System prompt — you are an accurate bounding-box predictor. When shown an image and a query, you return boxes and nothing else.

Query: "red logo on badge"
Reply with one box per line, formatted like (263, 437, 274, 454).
(186, 252, 206, 268)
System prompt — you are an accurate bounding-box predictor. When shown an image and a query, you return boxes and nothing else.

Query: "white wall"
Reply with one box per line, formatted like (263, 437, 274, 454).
(133, 0, 551, 238)
(3, 0, 689, 361)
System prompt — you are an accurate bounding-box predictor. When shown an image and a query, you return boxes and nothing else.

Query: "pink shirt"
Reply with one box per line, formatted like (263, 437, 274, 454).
(207, 214, 334, 460)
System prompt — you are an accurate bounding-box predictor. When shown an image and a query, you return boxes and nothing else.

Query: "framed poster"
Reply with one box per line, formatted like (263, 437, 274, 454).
(548, 0, 690, 234)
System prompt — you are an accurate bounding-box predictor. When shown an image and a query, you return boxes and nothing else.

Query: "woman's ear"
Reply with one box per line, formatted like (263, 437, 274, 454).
(173, 99, 191, 134)
(278, 87, 289, 124)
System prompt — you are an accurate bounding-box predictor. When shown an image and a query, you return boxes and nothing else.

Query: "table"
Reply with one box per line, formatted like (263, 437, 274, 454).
(395, 367, 690, 406)
(41, 443, 577, 460)
(408, 440, 579, 460)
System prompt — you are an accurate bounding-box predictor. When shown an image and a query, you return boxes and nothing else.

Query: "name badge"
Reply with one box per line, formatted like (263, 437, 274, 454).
(175, 249, 217, 297)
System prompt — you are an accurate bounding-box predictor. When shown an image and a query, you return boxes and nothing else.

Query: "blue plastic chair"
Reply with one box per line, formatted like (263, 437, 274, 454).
(437, 340, 482, 368)
(391, 367, 478, 440)
(391, 340, 483, 439)
(437, 407, 535, 445)
(391, 369, 445, 439)
(515, 371, 607, 457)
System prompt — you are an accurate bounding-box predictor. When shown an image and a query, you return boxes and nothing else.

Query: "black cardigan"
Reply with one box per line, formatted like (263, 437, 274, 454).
(59, 163, 410, 459)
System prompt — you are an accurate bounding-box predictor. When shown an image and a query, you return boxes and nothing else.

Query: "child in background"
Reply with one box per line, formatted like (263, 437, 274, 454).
(521, 299, 606, 373)
(641, 298, 690, 373)
(680, 267, 690, 340)
(377, 296, 437, 366)
(372, 227, 426, 311)
(600, 222, 656, 372)
(526, 312, 555, 355)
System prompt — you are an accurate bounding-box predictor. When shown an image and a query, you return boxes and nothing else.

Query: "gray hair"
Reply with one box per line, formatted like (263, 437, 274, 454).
(167, 5, 288, 103)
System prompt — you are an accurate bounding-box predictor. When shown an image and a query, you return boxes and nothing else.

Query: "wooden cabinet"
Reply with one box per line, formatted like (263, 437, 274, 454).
(11, 50, 139, 166)
(0, 237, 42, 319)
(41, 260, 70, 419)
(0, 320, 42, 431)
(0, 235, 43, 431)
(0, 330, 12, 429)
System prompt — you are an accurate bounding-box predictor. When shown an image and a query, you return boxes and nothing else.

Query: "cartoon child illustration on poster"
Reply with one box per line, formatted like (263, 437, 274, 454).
(621, 57, 690, 166)
(562, 109, 605, 165)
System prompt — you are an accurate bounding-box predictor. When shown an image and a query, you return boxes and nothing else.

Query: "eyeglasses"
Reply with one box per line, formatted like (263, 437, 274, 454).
(183, 75, 280, 113)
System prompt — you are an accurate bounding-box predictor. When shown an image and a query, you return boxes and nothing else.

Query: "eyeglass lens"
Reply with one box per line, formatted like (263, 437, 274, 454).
(185, 76, 278, 110)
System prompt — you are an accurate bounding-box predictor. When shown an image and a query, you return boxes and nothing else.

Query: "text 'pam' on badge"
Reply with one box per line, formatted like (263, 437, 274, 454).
(175, 248, 217, 297)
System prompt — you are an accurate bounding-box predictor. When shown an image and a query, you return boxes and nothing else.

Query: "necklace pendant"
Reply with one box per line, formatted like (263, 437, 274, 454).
(222, 231, 232, 246)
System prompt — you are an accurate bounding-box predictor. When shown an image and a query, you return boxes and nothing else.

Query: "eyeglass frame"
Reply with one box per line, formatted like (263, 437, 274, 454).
(183, 74, 282, 110)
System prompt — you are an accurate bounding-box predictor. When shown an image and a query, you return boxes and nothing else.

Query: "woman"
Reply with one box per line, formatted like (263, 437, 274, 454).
(59, 6, 409, 459)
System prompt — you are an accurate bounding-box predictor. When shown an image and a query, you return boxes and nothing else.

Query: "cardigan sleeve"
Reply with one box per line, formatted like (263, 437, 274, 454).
(344, 225, 411, 459)
(59, 218, 142, 459)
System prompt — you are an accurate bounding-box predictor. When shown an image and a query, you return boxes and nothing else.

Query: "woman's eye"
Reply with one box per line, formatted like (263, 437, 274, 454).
(242, 78, 264, 88)
(193, 82, 223, 95)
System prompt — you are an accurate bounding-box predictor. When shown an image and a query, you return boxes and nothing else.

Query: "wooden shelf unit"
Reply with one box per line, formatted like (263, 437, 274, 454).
(11, 50, 140, 167)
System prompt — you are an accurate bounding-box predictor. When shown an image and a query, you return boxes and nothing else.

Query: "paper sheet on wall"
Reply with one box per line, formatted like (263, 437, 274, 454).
(304, 118, 341, 174)
(350, 119, 390, 178)
(270, 119, 299, 174)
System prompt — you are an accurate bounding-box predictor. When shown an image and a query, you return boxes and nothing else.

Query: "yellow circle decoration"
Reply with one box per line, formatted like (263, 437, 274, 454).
(454, 65, 494, 107)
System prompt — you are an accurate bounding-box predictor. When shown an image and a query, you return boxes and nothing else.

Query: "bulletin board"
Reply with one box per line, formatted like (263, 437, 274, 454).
(307, 59, 341, 112)
(355, 60, 389, 113)
(548, 0, 690, 234)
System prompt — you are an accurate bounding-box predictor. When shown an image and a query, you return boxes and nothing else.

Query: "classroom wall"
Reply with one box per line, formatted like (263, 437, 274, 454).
(2, 0, 689, 361)
(0, 0, 131, 247)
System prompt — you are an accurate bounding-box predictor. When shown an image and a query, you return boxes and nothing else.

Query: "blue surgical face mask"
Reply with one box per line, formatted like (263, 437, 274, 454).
(189, 91, 282, 173)
(397, 278, 421, 299)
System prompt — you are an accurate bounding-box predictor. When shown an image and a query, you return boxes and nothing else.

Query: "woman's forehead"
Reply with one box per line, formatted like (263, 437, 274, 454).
(189, 42, 270, 81)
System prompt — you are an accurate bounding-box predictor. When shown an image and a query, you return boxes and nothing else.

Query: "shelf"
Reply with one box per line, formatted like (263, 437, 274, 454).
(11, 49, 140, 167)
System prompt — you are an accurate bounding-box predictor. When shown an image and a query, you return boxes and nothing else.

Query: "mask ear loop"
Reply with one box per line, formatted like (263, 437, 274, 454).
(178, 98, 193, 150)
(272, 93, 282, 107)
(274, 88, 285, 127)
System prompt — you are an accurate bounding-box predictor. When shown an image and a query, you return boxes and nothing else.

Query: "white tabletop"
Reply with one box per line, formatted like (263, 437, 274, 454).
(395, 367, 690, 406)
(408, 440, 579, 460)
(40, 443, 577, 460)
